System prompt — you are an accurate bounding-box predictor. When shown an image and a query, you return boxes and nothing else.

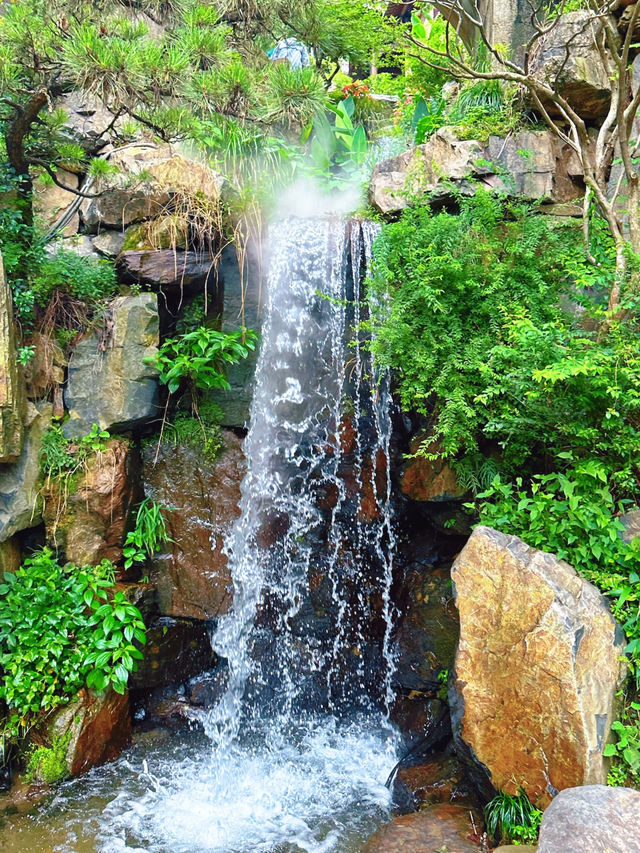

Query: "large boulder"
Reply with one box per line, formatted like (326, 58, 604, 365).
(56, 91, 119, 153)
(369, 128, 582, 215)
(42, 438, 141, 566)
(0, 403, 51, 542)
(64, 292, 160, 437)
(29, 687, 130, 781)
(142, 431, 244, 620)
(450, 526, 627, 807)
(537, 785, 640, 853)
(117, 249, 216, 295)
(80, 144, 221, 230)
(528, 11, 612, 120)
(0, 252, 26, 463)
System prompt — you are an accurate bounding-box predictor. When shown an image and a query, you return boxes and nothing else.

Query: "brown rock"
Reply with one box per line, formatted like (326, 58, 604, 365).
(80, 144, 221, 230)
(402, 438, 466, 502)
(450, 526, 627, 807)
(396, 750, 471, 805)
(42, 438, 141, 566)
(0, 252, 26, 463)
(537, 784, 640, 853)
(117, 249, 217, 294)
(142, 431, 244, 620)
(34, 687, 131, 779)
(362, 803, 483, 852)
(0, 536, 20, 576)
(129, 616, 213, 690)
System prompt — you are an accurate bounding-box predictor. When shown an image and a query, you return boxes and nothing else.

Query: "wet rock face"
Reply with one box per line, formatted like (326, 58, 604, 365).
(64, 292, 160, 437)
(362, 803, 484, 852)
(537, 785, 640, 853)
(369, 128, 583, 215)
(393, 745, 474, 809)
(450, 526, 627, 807)
(0, 253, 26, 464)
(34, 687, 131, 780)
(392, 568, 458, 694)
(142, 431, 244, 621)
(42, 438, 141, 566)
(401, 445, 465, 502)
(0, 403, 51, 542)
(129, 616, 214, 690)
(528, 11, 613, 120)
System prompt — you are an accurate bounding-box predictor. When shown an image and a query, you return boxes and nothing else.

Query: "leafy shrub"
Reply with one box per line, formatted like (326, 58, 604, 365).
(0, 550, 146, 738)
(147, 326, 258, 394)
(123, 498, 172, 570)
(605, 699, 640, 786)
(474, 463, 640, 677)
(30, 249, 117, 308)
(40, 424, 110, 480)
(485, 790, 542, 844)
(367, 193, 640, 494)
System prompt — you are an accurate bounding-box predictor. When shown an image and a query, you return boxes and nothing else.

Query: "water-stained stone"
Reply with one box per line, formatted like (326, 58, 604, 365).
(0, 403, 51, 542)
(142, 431, 244, 620)
(64, 292, 160, 437)
(33, 687, 131, 780)
(393, 568, 459, 694)
(42, 437, 141, 566)
(362, 803, 484, 852)
(395, 747, 473, 807)
(0, 252, 26, 463)
(450, 526, 627, 807)
(402, 437, 466, 502)
(537, 784, 640, 853)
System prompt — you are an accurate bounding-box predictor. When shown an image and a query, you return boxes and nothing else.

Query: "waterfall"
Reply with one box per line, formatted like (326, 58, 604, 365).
(40, 214, 402, 853)
(206, 216, 397, 745)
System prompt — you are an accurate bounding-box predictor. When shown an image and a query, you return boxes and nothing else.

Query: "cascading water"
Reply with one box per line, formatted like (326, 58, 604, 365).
(207, 216, 397, 741)
(1, 214, 401, 853)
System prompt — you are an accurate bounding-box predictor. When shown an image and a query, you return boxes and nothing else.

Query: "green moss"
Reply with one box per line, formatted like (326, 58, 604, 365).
(25, 732, 71, 785)
(169, 399, 224, 463)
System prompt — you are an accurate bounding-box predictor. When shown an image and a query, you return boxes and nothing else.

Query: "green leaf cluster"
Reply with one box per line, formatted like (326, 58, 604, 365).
(30, 249, 117, 309)
(147, 326, 258, 395)
(0, 549, 146, 739)
(484, 789, 542, 845)
(123, 498, 172, 570)
(166, 399, 224, 463)
(40, 423, 110, 480)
